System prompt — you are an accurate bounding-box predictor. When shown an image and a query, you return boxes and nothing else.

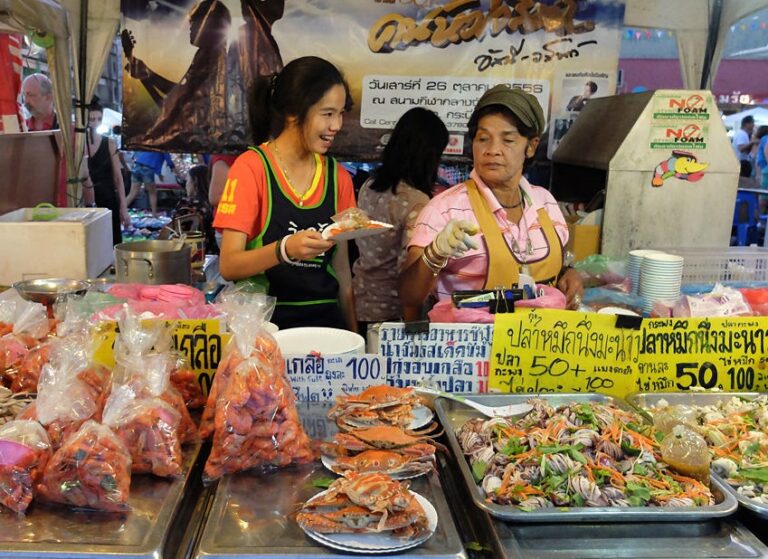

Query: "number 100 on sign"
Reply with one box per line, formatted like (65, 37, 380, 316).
(675, 362, 755, 391)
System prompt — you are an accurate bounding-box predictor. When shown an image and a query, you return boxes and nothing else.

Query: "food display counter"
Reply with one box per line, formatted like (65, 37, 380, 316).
(0, 445, 201, 559)
(189, 401, 465, 559)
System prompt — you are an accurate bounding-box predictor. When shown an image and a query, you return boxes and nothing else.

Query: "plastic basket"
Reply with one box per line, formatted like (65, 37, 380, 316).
(654, 246, 768, 284)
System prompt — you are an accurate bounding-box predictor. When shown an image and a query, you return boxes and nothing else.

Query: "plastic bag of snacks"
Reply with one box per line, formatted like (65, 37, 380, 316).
(37, 420, 131, 512)
(110, 310, 198, 445)
(0, 419, 52, 513)
(27, 336, 110, 449)
(103, 385, 182, 478)
(10, 338, 55, 393)
(170, 353, 205, 410)
(0, 300, 51, 385)
(202, 293, 313, 481)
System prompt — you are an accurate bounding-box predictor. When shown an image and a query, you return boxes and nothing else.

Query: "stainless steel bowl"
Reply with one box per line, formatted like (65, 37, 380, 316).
(12, 278, 89, 306)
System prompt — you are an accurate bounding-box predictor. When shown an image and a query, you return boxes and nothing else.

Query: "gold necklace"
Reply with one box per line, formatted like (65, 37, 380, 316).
(272, 142, 317, 207)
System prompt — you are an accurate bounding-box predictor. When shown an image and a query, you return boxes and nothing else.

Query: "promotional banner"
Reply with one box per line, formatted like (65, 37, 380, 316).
(121, 0, 625, 159)
(489, 309, 768, 398)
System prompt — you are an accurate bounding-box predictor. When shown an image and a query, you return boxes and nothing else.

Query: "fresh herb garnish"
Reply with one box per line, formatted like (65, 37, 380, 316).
(472, 460, 488, 482)
(500, 437, 526, 456)
(312, 476, 335, 489)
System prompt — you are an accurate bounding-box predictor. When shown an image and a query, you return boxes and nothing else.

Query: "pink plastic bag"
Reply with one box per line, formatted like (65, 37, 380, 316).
(428, 286, 567, 323)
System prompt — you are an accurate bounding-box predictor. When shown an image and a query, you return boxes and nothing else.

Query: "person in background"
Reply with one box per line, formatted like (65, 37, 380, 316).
(126, 150, 176, 216)
(733, 115, 758, 178)
(213, 56, 357, 331)
(353, 108, 448, 331)
(208, 154, 238, 249)
(81, 98, 131, 245)
(21, 73, 57, 131)
(399, 85, 584, 313)
(756, 125, 768, 189)
(173, 164, 219, 255)
(566, 80, 597, 112)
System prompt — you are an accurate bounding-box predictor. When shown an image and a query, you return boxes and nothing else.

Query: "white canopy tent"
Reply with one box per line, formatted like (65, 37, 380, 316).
(0, 0, 119, 206)
(625, 0, 768, 91)
(723, 107, 768, 130)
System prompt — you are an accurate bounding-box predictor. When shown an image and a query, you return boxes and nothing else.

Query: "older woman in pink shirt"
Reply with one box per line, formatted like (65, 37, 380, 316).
(399, 85, 583, 310)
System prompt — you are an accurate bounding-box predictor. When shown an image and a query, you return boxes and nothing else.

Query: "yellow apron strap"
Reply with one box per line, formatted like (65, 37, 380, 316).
(528, 208, 564, 284)
(465, 179, 519, 289)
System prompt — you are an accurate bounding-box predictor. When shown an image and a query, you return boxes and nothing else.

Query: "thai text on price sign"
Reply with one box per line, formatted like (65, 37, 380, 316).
(92, 318, 229, 396)
(489, 309, 768, 398)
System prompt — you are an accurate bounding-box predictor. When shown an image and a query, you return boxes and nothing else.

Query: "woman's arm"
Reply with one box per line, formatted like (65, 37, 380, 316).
(109, 139, 131, 227)
(557, 267, 584, 309)
(332, 240, 357, 332)
(399, 246, 440, 307)
(219, 229, 334, 281)
(209, 160, 230, 206)
(80, 157, 95, 206)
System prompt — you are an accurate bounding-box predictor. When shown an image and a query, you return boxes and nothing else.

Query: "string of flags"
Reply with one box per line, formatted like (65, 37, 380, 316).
(625, 21, 767, 41)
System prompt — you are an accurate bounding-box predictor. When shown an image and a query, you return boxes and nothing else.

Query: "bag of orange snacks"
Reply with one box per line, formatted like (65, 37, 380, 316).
(36, 420, 131, 512)
(202, 293, 313, 481)
(0, 419, 52, 513)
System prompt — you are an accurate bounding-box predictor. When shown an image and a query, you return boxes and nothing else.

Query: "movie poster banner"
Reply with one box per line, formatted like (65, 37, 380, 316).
(121, 0, 625, 160)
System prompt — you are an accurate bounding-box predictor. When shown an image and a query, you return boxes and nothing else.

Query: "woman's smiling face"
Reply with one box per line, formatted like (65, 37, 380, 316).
(299, 84, 346, 154)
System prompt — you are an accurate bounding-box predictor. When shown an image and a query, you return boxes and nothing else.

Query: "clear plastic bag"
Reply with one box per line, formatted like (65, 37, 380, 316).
(170, 353, 205, 410)
(110, 307, 197, 444)
(660, 425, 712, 484)
(36, 420, 132, 512)
(31, 335, 110, 449)
(103, 385, 183, 478)
(202, 293, 313, 481)
(0, 419, 52, 513)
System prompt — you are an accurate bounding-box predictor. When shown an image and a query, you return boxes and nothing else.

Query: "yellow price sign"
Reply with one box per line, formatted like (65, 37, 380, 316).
(490, 309, 768, 398)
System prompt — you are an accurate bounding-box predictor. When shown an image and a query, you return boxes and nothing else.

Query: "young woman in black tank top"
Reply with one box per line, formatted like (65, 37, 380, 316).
(215, 57, 357, 331)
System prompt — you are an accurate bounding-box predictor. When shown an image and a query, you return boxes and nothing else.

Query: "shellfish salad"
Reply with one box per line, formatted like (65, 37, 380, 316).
(456, 399, 715, 510)
(648, 396, 768, 506)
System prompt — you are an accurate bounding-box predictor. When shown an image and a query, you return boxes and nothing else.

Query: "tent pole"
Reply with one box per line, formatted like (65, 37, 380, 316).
(78, 0, 88, 121)
(700, 0, 723, 89)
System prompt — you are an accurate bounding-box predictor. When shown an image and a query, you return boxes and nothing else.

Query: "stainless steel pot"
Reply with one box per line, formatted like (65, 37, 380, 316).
(114, 240, 191, 285)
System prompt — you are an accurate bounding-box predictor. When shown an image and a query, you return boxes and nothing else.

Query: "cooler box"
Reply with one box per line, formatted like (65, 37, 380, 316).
(0, 207, 113, 285)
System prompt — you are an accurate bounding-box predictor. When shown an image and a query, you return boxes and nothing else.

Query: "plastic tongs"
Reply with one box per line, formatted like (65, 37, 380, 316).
(414, 387, 533, 419)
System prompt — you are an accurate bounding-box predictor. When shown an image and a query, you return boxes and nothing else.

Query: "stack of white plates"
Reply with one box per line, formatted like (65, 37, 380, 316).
(627, 249, 665, 295)
(639, 253, 684, 312)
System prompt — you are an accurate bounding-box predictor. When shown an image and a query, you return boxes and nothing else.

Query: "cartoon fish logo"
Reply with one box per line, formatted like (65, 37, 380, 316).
(652, 150, 709, 187)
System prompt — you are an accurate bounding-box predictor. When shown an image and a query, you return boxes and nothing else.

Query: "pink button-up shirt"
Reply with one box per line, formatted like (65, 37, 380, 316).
(409, 170, 568, 301)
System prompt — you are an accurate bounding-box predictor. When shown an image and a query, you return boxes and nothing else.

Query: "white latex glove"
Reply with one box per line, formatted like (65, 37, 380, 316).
(432, 219, 479, 258)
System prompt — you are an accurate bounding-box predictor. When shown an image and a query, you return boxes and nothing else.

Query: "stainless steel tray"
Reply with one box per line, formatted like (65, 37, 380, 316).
(492, 518, 768, 559)
(627, 391, 768, 520)
(193, 401, 465, 559)
(435, 393, 738, 522)
(0, 444, 201, 559)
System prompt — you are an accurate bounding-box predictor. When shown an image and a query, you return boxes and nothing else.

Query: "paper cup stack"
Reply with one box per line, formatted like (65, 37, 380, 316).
(638, 252, 684, 313)
(627, 249, 665, 295)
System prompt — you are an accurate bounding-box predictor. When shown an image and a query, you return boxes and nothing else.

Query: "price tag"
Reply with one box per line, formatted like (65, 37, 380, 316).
(635, 316, 768, 393)
(92, 318, 229, 396)
(490, 310, 768, 397)
(284, 354, 387, 401)
(489, 309, 637, 397)
(378, 322, 493, 393)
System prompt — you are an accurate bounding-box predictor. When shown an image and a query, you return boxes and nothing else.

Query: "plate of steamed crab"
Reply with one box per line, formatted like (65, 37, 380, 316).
(296, 472, 438, 553)
(321, 386, 444, 479)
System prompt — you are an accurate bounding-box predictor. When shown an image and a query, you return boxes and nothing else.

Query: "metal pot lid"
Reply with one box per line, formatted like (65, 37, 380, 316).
(115, 240, 189, 253)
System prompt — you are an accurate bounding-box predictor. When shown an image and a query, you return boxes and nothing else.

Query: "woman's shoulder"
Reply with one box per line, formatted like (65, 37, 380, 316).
(523, 180, 557, 205)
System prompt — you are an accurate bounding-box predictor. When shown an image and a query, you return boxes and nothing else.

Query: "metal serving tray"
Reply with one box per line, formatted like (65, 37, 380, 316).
(492, 518, 768, 559)
(0, 444, 201, 559)
(435, 393, 738, 522)
(627, 391, 768, 520)
(193, 401, 465, 559)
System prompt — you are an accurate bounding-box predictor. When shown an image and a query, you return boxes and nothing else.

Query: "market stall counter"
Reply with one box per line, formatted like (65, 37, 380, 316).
(0, 445, 202, 559)
(434, 393, 768, 559)
(189, 401, 465, 559)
